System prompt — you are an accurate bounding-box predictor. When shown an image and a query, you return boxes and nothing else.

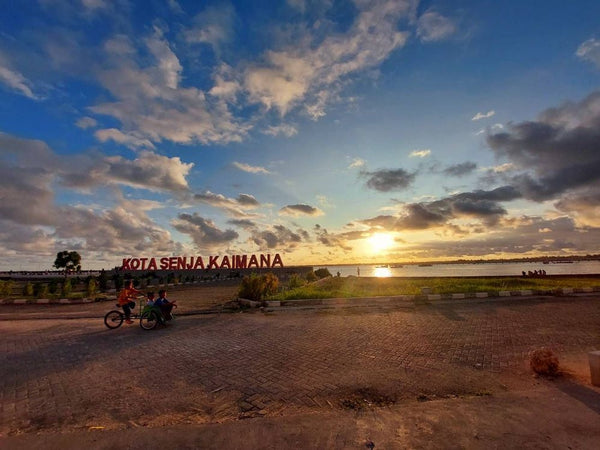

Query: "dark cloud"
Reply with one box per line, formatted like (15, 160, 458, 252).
(443, 161, 477, 176)
(487, 91, 600, 202)
(361, 168, 416, 192)
(251, 224, 304, 250)
(173, 213, 238, 248)
(193, 190, 261, 218)
(399, 216, 597, 259)
(279, 204, 324, 217)
(227, 218, 257, 229)
(359, 186, 520, 231)
(313, 225, 353, 251)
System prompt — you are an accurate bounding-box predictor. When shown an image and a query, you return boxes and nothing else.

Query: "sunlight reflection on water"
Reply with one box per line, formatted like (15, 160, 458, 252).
(373, 266, 392, 277)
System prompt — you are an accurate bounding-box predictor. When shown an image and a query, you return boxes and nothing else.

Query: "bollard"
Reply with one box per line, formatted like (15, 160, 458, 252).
(589, 351, 600, 387)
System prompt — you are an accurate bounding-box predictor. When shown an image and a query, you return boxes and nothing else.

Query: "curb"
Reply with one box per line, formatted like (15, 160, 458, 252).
(1, 286, 599, 309)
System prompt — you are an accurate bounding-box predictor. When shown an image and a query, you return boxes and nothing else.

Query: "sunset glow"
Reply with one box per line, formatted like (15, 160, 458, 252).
(1, 2, 600, 270)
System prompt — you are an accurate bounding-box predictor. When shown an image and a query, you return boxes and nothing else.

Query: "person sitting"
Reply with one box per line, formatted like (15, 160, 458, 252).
(154, 289, 176, 321)
(117, 280, 142, 324)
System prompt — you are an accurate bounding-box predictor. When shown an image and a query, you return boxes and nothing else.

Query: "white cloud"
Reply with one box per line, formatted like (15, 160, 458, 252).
(472, 110, 495, 121)
(75, 116, 98, 129)
(348, 157, 366, 169)
(0, 53, 38, 100)
(95, 128, 155, 149)
(417, 10, 457, 43)
(576, 38, 600, 69)
(232, 161, 271, 174)
(243, 0, 411, 118)
(184, 4, 235, 50)
(263, 123, 298, 137)
(409, 149, 431, 158)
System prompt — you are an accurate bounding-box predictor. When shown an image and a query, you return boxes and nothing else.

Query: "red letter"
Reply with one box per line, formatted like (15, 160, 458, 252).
(260, 254, 271, 268)
(235, 255, 247, 269)
(272, 253, 283, 268)
(160, 257, 169, 270)
(169, 257, 177, 270)
(208, 256, 219, 269)
(148, 258, 157, 271)
(130, 258, 140, 270)
(122, 258, 132, 270)
(248, 254, 259, 268)
(220, 256, 231, 269)
(193, 257, 205, 269)
(140, 258, 148, 270)
(177, 256, 186, 270)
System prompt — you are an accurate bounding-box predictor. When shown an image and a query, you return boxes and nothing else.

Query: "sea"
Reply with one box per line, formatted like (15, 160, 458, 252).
(321, 261, 600, 278)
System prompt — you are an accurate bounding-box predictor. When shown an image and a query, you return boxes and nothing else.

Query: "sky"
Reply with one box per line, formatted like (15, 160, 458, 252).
(1, 0, 600, 271)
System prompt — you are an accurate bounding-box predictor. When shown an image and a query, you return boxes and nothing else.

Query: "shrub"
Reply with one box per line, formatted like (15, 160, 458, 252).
(34, 283, 48, 298)
(314, 268, 332, 279)
(61, 279, 72, 297)
(305, 271, 317, 282)
(48, 279, 58, 294)
(98, 270, 108, 292)
(530, 348, 559, 376)
(0, 280, 13, 296)
(113, 274, 123, 291)
(23, 282, 34, 297)
(287, 274, 306, 289)
(238, 272, 280, 301)
(86, 278, 97, 297)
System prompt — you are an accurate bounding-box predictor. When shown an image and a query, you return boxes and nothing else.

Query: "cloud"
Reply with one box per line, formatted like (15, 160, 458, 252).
(417, 10, 457, 43)
(173, 213, 239, 249)
(576, 38, 600, 69)
(409, 149, 431, 158)
(263, 123, 298, 137)
(348, 157, 366, 169)
(75, 116, 98, 129)
(184, 4, 235, 50)
(250, 224, 304, 250)
(0, 53, 38, 100)
(361, 168, 416, 192)
(279, 204, 324, 217)
(194, 191, 260, 209)
(243, 0, 411, 118)
(95, 128, 155, 149)
(443, 161, 477, 176)
(91, 28, 249, 146)
(232, 161, 271, 174)
(487, 90, 600, 202)
(472, 110, 495, 121)
(401, 216, 598, 259)
(359, 186, 521, 231)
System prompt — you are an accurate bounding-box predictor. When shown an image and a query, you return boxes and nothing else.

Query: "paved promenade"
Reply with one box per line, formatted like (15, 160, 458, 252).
(1, 294, 600, 448)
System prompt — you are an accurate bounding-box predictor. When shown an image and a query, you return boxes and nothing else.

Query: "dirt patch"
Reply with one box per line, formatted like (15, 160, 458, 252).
(340, 387, 396, 410)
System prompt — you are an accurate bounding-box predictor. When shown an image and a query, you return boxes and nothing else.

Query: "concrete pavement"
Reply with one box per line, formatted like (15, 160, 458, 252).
(1, 294, 600, 448)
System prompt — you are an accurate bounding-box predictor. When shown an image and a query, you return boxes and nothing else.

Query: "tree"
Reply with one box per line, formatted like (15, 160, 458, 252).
(53, 251, 81, 276)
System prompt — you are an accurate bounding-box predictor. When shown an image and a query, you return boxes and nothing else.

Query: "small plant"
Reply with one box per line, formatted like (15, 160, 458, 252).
(287, 274, 306, 289)
(86, 278, 97, 297)
(98, 270, 108, 292)
(238, 272, 280, 301)
(0, 280, 13, 297)
(48, 279, 58, 294)
(314, 268, 332, 279)
(34, 283, 48, 298)
(305, 271, 317, 282)
(61, 279, 72, 297)
(529, 348, 559, 376)
(23, 282, 34, 297)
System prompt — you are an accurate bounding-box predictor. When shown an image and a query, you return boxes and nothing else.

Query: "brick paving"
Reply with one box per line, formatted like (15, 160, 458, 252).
(1, 296, 599, 435)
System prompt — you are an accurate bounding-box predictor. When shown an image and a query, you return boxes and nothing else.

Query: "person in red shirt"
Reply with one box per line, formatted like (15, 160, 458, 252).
(117, 280, 142, 324)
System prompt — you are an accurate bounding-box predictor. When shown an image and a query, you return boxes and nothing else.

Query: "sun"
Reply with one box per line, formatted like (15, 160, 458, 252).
(367, 232, 395, 253)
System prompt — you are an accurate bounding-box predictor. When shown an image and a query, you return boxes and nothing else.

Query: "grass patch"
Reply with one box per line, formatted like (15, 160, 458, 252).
(269, 276, 600, 300)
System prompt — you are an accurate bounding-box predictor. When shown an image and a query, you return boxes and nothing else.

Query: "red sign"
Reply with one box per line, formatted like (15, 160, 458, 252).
(121, 253, 284, 271)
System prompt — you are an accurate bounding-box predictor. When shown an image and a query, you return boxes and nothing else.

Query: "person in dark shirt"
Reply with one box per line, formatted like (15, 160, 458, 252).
(154, 289, 176, 321)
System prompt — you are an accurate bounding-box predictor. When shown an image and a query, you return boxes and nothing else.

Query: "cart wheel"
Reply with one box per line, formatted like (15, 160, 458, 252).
(104, 310, 124, 329)
(140, 310, 159, 330)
